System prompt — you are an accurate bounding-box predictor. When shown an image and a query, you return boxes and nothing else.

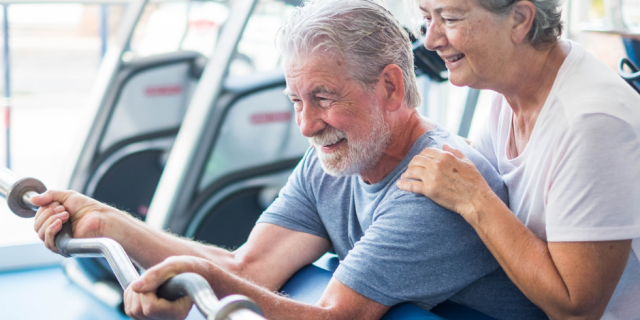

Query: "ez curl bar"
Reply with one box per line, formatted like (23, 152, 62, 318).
(0, 167, 265, 320)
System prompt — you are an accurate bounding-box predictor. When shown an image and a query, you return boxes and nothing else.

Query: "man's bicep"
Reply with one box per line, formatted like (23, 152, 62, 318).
(316, 277, 390, 320)
(235, 223, 331, 290)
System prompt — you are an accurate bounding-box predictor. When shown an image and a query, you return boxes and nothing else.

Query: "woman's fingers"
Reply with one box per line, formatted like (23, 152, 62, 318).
(399, 145, 495, 219)
(443, 144, 465, 159)
(396, 179, 424, 194)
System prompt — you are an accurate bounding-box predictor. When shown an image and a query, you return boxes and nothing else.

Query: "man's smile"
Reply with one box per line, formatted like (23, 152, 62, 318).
(320, 138, 346, 153)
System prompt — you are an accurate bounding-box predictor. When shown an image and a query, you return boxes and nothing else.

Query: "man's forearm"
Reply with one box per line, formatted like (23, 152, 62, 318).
(198, 259, 339, 320)
(104, 211, 238, 271)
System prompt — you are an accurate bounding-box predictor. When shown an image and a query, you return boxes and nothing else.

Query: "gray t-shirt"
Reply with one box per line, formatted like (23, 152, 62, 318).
(258, 126, 545, 319)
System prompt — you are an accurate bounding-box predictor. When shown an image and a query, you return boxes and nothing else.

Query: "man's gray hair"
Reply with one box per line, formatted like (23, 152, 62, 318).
(478, 0, 563, 49)
(276, 0, 421, 109)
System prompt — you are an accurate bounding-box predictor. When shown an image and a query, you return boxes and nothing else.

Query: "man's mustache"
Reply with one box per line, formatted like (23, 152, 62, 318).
(309, 127, 347, 148)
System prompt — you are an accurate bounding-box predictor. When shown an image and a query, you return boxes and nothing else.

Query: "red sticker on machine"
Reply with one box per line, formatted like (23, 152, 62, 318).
(250, 112, 292, 124)
(145, 85, 183, 97)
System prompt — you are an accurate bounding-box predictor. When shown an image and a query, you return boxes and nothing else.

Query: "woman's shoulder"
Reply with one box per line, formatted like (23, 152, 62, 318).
(553, 42, 640, 123)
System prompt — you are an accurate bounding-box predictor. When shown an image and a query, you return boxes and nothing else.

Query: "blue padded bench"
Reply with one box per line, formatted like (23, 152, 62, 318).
(280, 254, 496, 320)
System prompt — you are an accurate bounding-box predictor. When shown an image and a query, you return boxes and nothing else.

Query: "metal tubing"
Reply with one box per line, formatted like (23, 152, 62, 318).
(0, 167, 46, 217)
(146, 0, 258, 232)
(2, 4, 10, 169)
(66, 238, 139, 289)
(100, 4, 108, 59)
(0, 167, 264, 319)
(0, 165, 17, 195)
(21, 190, 39, 211)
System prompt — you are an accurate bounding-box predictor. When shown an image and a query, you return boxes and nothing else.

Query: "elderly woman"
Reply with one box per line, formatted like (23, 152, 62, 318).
(397, 0, 640, 319)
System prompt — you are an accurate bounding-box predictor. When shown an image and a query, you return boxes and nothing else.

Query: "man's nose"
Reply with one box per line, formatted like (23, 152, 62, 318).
(424, 21, 447, 51)
(297, 103, 326, 138)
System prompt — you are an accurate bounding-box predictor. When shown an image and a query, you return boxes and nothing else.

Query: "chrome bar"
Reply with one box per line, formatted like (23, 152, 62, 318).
(0, 166, 264, 319)
(66, 238, 140, 289)
(21, 190, 39, 212)
(2, 4, 10, 169)
(0, 167, 46, 217)
(0, 166, 18, 196)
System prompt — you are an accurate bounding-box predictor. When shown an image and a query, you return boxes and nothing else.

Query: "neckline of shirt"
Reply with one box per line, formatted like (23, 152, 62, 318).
(503, 40, 579, 165)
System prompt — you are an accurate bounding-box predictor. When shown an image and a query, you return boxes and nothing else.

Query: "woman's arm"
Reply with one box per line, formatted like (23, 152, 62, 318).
(397, 145, 630, 319)
(473, 195, 629, 319)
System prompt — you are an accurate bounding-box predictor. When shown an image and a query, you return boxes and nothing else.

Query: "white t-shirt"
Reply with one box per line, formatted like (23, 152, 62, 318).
(474, 41, 640, 319)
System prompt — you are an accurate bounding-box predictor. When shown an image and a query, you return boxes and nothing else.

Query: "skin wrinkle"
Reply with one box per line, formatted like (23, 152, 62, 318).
(285, 54, 393, 178)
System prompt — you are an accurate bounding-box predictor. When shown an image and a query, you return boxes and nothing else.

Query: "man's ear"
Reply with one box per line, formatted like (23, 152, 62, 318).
(510, 1, 535, 45)
(380, 64, 405, 112)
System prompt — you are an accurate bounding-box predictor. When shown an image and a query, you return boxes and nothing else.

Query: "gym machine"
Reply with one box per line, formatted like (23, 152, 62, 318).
(0, 167, 265, 320)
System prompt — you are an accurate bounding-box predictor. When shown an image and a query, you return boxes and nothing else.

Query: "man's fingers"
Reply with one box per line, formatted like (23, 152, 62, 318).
(44, 219, 63, 254)
(125, 285, 192, 320)
(37, 211, 68, 241)
(28, 192, 54, 207)
(133, 260, 184, 293)
(30, 190, 76, 208)
(124, 287, 144, 320)
(33, 202, 61, 233)
(141, 293, 192, 319)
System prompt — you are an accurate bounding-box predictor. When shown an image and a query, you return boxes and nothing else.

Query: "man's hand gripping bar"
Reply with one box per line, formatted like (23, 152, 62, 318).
(0, 167, 265, 320)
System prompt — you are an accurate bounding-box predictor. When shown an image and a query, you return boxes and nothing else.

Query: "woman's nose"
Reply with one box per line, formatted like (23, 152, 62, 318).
(424, 21, 447, 51)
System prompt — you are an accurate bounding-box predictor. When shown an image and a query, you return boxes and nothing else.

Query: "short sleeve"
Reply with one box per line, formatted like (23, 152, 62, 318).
(257, 149, 330, 240)
(332, 191, 500, 309)
(546, 113, 640, 241)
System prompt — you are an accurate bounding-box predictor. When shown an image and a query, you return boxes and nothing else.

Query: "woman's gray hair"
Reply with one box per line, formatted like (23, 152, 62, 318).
(478, 0, 563, 48)
(276, 0, 421, 109)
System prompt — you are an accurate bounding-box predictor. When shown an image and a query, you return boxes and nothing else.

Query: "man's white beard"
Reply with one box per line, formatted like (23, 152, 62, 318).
(309, 106, 391, 177)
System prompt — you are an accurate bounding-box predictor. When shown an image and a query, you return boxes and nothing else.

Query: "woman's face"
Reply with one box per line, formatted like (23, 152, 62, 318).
(419, 0, 515, 88)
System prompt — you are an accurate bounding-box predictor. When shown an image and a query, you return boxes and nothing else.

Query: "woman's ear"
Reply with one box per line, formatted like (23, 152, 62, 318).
(380, 64, 405, 112)
(511, 1, 536, 44)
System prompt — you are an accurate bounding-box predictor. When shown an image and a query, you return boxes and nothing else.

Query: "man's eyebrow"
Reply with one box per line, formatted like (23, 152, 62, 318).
(283, 88, 294, 96)
(309, 85, 335, 95)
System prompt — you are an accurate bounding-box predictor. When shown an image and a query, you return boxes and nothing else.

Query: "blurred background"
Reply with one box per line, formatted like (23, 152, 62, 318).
(0, 0, 637, 247)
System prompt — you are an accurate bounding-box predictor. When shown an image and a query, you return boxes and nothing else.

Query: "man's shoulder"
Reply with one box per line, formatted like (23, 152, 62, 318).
(418, 127, 508, 204)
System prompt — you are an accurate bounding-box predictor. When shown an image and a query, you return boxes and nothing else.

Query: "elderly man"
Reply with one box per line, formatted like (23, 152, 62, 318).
(32, 0, 545, 319)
